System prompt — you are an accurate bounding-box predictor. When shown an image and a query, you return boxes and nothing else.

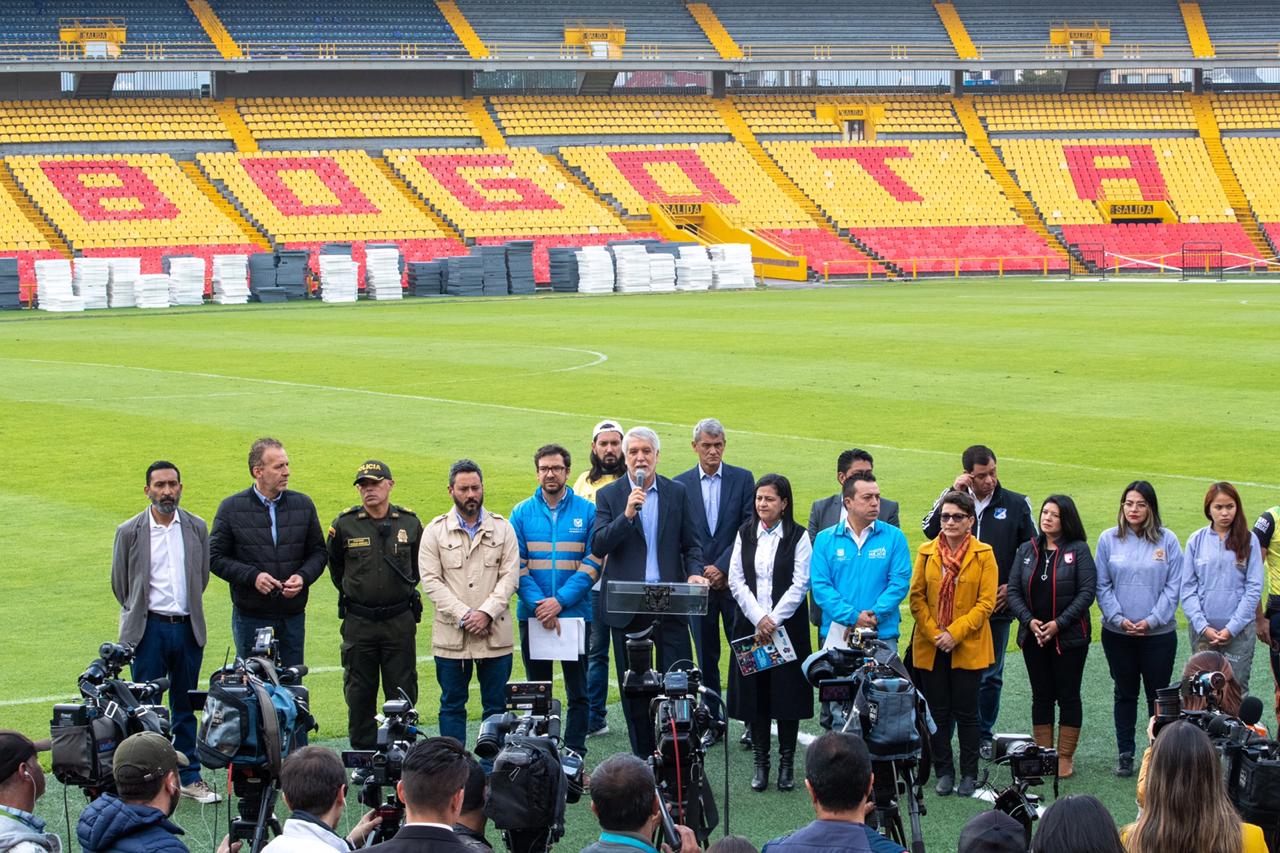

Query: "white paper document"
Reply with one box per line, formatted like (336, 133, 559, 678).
(823, 621, 856, 651)
(528, 617, 586, 661)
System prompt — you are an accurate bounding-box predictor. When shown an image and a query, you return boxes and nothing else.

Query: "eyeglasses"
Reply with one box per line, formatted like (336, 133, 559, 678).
(939, 513, 970, 522)
(537, 466, 567, 475)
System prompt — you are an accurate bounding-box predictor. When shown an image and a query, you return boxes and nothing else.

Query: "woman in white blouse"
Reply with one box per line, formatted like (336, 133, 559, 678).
(727, 473, 813, 794)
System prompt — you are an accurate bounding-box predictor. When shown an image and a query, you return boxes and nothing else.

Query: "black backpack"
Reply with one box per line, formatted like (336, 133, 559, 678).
(484, 735, 566, 833)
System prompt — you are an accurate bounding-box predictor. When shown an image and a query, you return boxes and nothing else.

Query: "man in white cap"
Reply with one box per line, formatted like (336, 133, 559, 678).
(574, 420, 625, 739)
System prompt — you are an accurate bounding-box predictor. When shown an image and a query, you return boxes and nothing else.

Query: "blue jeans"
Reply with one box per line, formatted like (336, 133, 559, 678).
(978, 617, 1012, 741)
(587, 589, 612, 731)
(520, 621, 589, 754)
(231, 609, 306, 667)
(131, 615, 204, 786)
(435, 655, 513, 755)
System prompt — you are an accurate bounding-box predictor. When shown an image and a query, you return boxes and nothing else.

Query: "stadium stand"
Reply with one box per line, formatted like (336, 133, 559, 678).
(1210, 92, 1280, 132)
(0, 1, 211, 45)
(1198, 0, 1280, 47)
(489, 96, 730, 139)
(768, 139, 1063, 272)
(5, 152, 257, 281)
(453, 0, 712, 53)
(0, 172, 64, 297)
(386, 146, 636, 280)
(949, 0, 1190, 52)
(1223, 137, 1280, 252)
(734, 94, 963, 138)
(196, 149, 467, 277)
(207, 0, 462, 51)
(0, 99, 229, 144)
(974, 94, 1198, 134)
(703, 0, 951, 49)
(235, 97, 481, 142)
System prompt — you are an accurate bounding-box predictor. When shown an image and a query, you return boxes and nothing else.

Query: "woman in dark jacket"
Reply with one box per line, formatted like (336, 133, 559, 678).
(727, 474, 813, 793)
(1007, 494, 1096, 779)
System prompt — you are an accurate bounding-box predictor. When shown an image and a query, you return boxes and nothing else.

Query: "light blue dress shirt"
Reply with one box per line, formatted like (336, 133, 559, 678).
(634, 473, 661, 582)
(252, 485, 280, 545)
(700, 466, 721, 536)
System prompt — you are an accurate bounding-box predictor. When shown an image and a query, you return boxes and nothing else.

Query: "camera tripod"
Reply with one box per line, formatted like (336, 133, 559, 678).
(836, 711, 928, 853)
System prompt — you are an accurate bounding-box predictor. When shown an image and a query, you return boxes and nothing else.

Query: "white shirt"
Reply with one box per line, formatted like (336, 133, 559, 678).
(844, 517, 875, 550)
(973, 491, 993, 533)
(147, 509, 188, 615)
(261, 819, 349, 853)
(727, 523, 812, 628)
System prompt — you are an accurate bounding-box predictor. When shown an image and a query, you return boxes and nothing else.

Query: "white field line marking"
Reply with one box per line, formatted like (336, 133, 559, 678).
(1, 655, 564, 708)
(8, 356, 1278, 492)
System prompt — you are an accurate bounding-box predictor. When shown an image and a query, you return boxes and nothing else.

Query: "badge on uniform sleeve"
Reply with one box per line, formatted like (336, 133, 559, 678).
(994, 508, 1007, 520)
(1065, 552, 1074, 564)
(397, 529, 409, 544)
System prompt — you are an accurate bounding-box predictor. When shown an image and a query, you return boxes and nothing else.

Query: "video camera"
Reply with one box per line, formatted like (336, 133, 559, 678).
(802, 629, 931, 853)
(621, 625, 721, 849)
(1151, 676, 1280, 851)
(196, 628, 315, 853)
(342, 692, 421, 845)
(981, 734, 1059, 845)
(480, 681, 585, 853)
(50, 642, 172, 799)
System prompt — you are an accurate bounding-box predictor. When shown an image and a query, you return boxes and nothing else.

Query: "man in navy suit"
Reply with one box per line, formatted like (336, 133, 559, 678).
(591, 426, 708, 758)
(674, 418, 754, 735)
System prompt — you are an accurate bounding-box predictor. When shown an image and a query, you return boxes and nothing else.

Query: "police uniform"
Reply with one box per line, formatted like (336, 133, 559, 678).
(327, 461, 424, 749)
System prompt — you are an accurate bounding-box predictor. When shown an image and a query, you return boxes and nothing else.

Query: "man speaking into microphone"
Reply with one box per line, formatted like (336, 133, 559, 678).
(591, 426, 707, 758)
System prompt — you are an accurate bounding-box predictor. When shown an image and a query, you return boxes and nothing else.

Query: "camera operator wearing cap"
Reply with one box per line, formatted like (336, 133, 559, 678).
(0, 731, 59, 853)
(77, 732, 239, 853)
(327, 461, 424, 750)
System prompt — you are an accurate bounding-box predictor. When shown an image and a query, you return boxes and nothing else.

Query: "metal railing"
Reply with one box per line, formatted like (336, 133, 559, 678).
(822, 255, 1064, 279)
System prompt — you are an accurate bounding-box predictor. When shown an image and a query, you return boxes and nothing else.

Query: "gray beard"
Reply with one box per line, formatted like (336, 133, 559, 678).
(152, 498, 178, 515)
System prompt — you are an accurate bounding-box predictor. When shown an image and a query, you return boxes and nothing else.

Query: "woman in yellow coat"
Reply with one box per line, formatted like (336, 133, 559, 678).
(909, 490, 997, 798)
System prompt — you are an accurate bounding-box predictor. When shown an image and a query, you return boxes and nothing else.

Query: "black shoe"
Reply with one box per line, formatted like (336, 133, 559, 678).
(751, 758, 770, 792)
(1116, 752, 1134, 777)
(740, 729, 753, 749)
(934, 774, 955, 796)
(979, 740, 994, 761)
(956, 776, 978, 797)
(777, 749, 795, 792)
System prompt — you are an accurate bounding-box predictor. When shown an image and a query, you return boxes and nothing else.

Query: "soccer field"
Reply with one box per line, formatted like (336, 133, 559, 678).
(3, 277, 1279, 851)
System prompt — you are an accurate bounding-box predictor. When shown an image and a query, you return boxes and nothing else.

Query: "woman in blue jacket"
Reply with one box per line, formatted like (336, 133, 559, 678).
(1095, 480, 1183, 778)
(1180, 481, 1264, 692)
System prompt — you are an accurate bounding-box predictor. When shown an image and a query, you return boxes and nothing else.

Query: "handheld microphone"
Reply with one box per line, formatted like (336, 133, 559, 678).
(633, 467, 648, 488)
(1240, 695, 1264, 728)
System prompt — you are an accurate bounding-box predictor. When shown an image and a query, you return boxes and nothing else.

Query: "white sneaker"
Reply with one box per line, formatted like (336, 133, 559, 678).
(587, 724, 609, 738)
(181, 780, 222, 804)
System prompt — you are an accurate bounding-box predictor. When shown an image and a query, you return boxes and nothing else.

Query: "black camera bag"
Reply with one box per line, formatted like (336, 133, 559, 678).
(485, 735, 566, 831)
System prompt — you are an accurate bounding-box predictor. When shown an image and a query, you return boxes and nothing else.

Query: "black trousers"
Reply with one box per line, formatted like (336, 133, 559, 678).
(922, 651, 981, 779)
(611, 618, 694, 758)
(692, 589, 737, 721)
(1101, 628, 1177, 755)
(1022, 640, 1088, 728)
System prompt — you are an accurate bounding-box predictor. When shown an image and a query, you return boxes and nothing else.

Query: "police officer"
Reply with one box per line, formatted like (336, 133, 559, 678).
(327, 460, 423, 749)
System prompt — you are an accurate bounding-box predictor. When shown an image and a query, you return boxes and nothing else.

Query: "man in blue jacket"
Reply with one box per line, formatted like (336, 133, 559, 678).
(674, 418, 754, 737)
(811, 473, 913, 650)
(77, 733, 238, 853)
(510, 443, 602, 757)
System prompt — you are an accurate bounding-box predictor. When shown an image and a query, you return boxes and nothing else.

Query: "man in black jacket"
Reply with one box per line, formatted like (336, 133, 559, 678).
(371, 738, 470, 853)
(921, 445, 1035, 757)
(210, 437, 327, 667)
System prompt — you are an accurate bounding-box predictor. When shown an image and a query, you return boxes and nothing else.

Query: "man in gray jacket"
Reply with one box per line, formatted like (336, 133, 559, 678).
(0, 731, 59, 853)
(110, 461, 216, 804)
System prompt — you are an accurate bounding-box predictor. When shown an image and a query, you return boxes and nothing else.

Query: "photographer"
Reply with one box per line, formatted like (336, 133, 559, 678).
(262, 747, 381, 853)
(451, 756, 490, 853)
(78, 732, 238, 853)
(1123, 720, 1267, 853)
(909, 491, 997, 797)
(1006, 495, 1096, 778)
(761, 732, 905, 853)
(0, 731, 59, 853)
(1134, 649, 1260, 808)
(371, 737, 470, 853)
(580, 754, 699, 853)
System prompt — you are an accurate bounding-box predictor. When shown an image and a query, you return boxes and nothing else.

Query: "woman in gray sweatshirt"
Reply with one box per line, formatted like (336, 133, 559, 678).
(1180, 481, 1264, 692)
(1095, 480, 1183, 779)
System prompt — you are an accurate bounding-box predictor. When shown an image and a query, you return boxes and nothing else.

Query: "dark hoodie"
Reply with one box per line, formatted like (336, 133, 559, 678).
(76, 795, 187, 853)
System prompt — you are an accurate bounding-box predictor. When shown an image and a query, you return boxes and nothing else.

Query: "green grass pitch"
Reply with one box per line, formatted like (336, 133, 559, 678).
(2, 277, 1279, 852)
